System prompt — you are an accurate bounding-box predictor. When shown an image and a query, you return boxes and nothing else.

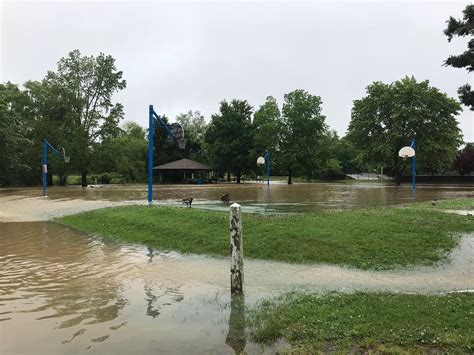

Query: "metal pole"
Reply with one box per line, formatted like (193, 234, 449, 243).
(43, 140, 47, 197)
(266, 151, 270, 186)
(229, 203, 243, 294)
(148, 105, 154, 205)
(411, 138, 416, 192)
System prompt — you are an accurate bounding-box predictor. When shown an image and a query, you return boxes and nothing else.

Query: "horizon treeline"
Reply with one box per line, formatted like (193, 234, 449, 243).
(0, 51, 472, 187)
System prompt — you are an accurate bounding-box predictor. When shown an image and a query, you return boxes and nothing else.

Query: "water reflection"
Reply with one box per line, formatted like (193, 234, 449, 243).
(226, 294, 246, 354)
(144, 285, 161, 318)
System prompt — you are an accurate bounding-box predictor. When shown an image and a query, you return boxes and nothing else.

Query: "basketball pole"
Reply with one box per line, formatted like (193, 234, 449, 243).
(43, 140, 47, 197)
(147, 105, 187, 205)
(410, 138, 416, 193)
(148, 105, 154, 205)
(42, 139, 68, 197)
(265, 151, 270, 186)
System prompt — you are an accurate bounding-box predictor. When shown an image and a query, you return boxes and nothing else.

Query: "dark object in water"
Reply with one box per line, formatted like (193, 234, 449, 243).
(221, 193, 230, 206)
(182, 197, 193, 207)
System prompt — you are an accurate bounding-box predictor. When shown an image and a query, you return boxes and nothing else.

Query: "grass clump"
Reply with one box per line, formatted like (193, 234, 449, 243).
(56, 199, 473, 270)
(247, 292, 474, 353)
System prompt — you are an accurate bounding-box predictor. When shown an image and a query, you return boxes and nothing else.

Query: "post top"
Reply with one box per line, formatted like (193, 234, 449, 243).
(230, 203, 241, 208)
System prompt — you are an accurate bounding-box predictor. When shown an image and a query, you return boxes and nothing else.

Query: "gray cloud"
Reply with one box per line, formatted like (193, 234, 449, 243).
(1, 1, 472, 141)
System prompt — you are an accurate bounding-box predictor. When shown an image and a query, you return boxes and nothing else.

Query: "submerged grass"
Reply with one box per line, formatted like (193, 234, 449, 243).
(247, 292, 474, 353)
(56, 198, 473, 270)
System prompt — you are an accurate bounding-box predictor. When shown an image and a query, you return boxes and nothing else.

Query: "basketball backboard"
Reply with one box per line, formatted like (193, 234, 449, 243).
(398, 146, 415, 160)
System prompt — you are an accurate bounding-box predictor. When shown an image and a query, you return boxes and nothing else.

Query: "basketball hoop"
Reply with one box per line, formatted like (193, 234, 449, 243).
(178, 138, 187, 150)
(398, 146, 415, 160)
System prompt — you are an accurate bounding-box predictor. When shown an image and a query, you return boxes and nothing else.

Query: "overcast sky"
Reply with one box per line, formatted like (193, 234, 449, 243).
(1, 0, 472, 141)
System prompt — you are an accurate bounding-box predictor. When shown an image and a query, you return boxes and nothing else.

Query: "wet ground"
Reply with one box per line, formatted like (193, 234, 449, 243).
(0, 183, 473, 353)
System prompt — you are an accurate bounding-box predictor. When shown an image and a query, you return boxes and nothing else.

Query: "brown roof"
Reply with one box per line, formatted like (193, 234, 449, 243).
(153, 158, 212, 170)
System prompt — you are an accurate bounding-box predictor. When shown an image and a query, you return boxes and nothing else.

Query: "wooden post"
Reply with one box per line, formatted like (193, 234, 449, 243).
(229, 203, 243, 294)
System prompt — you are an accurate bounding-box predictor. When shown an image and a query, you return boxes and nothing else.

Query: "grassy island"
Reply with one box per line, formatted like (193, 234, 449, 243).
(56, 199, 473, 270)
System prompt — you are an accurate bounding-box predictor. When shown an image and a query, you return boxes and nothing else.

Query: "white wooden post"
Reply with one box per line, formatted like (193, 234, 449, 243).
(229, 203, 243, 294)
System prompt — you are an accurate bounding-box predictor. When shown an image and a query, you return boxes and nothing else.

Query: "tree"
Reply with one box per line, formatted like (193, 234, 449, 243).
(444, 4, 474, 111)
(0, 83, 33, 186)
(176, 110, 208, 162)
(42, 50, 126, 186)
(280, 90, 327, 184)
(176, 110, 207, 138)
(23, 79, 73, 185)
(253, 96, 283, 174)
(453, 143, 474, 176)
(91, 122, 147, 182)
(335, 136, 361, 174)
(347, 77, 463, 184)
(205, 100, 254, 183)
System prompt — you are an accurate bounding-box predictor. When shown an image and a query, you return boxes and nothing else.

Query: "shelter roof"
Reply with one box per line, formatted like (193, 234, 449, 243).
(153, 158, 212, 170)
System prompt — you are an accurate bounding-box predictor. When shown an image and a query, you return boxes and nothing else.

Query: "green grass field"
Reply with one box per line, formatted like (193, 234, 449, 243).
(56, 199, 473, 270)
(247, 292, 474, 353)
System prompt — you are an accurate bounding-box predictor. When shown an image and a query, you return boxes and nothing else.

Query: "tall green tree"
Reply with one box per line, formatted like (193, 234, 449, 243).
(347, 77, 462, 184)
(91, 122, 148, 182)
(253, 96, 282, 174)
(0, 83, 33, 186)
(280, 90, 327, 184)
(42, 49, 126, 186)
(23, 79, 73, 185)
(444, 4, 474, 111)
(205, 100, 254, 183)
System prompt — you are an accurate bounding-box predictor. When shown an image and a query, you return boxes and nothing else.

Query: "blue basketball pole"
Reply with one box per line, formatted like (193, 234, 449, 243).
(147, 105, 186, 205)
(42, 139, 68, 197)
(43, 140, 48, 197)
(265, 150, 270, 186)
(148, 105, 154, 205)
(410, 138, 416, 192)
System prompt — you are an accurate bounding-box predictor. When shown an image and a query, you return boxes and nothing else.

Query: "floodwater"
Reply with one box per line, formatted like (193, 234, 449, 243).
(1, 181, 473, 214)
(1, 221, 473, 353)
(1, 183, 473, 353)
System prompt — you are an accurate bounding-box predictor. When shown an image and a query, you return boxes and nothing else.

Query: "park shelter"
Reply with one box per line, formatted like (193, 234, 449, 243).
(153, 158, 213, 183)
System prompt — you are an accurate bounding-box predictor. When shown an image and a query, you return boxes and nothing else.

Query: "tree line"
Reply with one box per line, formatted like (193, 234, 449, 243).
(1, 5, 472, 187)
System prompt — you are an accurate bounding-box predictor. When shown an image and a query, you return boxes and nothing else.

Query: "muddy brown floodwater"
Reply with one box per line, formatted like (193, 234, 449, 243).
(1, 181, 473, 214)
(0, 184, 473, 353)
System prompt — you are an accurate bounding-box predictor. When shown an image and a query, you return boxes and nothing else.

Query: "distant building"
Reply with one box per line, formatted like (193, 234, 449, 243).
(153, 158, 213, 184)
